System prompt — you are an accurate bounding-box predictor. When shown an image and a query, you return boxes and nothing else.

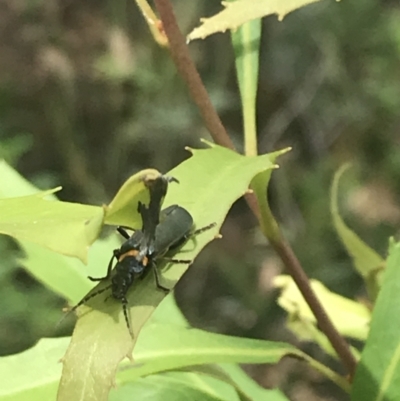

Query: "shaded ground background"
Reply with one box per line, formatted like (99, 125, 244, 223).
(1, 0, 400, 400)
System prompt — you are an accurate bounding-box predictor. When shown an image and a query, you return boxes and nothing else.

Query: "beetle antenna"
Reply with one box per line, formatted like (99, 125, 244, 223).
(192, 222, 217, 236)
(57, 284, 112, 328)
(121, 297, 134, 338)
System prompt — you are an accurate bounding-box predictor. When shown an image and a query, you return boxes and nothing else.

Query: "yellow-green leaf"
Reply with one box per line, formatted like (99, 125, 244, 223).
(230, 8, 261, 156)
(331, 165, 384, 300)
(58, 143, 286, 401)
(188, 0, 322, 42)
(0, 160, 105, 263)
(274, 275, 370, 342)
(0, 337, 69, 401)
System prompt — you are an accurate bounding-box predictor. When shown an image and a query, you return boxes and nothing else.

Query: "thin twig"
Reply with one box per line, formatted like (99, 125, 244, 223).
(153, 0, 235, 151)
(272, 239, 357, 376)
(135, 0, 168, 47)
(153, 0, 357, 379)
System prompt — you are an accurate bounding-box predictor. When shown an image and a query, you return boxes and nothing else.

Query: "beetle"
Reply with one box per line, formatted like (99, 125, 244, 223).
(67, 204, 215, 337)
(138, 204, 216, 288)
(66, 201, 215, 337)
(64, 173, 176, 336)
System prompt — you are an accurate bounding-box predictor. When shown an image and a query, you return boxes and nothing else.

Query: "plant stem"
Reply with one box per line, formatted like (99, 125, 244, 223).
(272, 239, 357, 376)
(153, 0, 235, 151)
(135, 0, 168, 46)
(153, 0, 357, 379)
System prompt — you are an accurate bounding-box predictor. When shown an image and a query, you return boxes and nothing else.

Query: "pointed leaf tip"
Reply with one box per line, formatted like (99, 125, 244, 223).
(187, 0, 322, 42)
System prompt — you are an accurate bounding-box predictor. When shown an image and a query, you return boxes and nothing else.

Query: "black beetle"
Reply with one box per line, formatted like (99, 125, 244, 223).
(66, 178, 215, 337)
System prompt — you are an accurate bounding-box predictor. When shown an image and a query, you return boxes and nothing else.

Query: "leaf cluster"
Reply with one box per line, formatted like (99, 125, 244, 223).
(1, 1, 400, 401)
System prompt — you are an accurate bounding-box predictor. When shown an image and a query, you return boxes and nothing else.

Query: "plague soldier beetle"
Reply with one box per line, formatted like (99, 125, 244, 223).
(67, 175, 215, 337)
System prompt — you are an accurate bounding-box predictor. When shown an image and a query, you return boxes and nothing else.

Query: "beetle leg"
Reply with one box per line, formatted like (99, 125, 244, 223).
(117, 227, 131, 239)
(151, 263, 171, 292)
(88, 251, 117, 281)
(167, 222, 217, 252)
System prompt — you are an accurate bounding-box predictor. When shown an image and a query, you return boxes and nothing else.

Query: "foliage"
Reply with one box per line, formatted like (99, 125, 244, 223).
(1, 0, 400, 400)
(351, 240, 400, 401)
(188, 0, 322, 41)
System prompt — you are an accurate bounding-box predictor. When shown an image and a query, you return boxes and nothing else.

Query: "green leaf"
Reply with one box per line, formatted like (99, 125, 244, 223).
(0, 159, 42, 198)
(0, 161, 164, 264)
(149, 294, 189, 326)
(274, 275, 370, 342)
(217, 364, 289, 401)
(0, 160, 105, 263)
(173, 364, 289, 401)
(111, 371, 242, 401)
(119, 324, 298, 382)
(0, 191, 103, 264)
(230, 8, 261, 156)
(58, 143, 286, 401)
(118, 324, 349, 392)
(19, 234, 120, 304)
(112, 366, 288, 401)
(19, 241, 91, 304)
(331, 165, 384, 300)
(188, 0, 322, 42)
(1, 324, 346, 401)
(0, 337, 69, 401)
(274, 274, 363, 360)
(351, 240, 400, 401)
(0, 160, 120, 303)
(251, 166, 286, 243)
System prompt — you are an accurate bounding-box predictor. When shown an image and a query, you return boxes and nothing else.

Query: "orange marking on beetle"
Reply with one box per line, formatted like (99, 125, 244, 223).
(119, 249, 139, 262)
(119, 250, 149, 266)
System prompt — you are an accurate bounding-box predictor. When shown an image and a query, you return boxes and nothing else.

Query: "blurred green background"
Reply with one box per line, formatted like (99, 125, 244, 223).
(1, 0, 400, 399)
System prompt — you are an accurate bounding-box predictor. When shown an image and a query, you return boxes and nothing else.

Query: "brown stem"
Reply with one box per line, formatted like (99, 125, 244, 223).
(153, 0, 357, 379)
(153, 0, 235, 151)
